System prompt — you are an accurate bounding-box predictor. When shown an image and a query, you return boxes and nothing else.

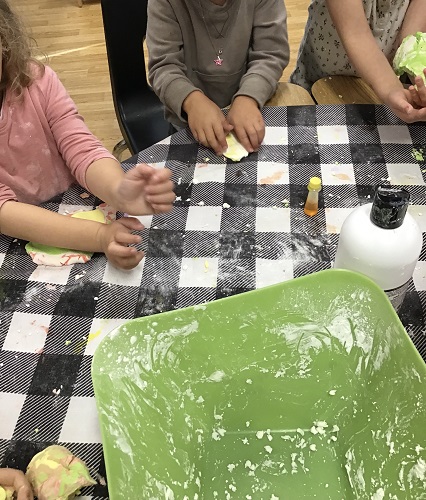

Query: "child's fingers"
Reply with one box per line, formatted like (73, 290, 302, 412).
(212, 122, 227, 154)
(115, 231, 142, 246)
(413, 76, 426, 106)
(117, 217, 144, 231)
(151, 203, 174, 213)
(223, 121, 234, 133)
(205, 126, 222, 155)
(144, 180, 175, 196)
(132, 163, 155, 178)
(108, 241, 139, 257)
(146, 168, 173, 187)
(409, 86, 422, 108)
(147, 193, 176, 209)
(233, 126, 254, 153)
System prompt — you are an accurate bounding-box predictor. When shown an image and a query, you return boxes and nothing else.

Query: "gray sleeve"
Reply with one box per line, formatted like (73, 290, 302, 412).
(146, 0, 199, 122)
(234, 0, 290, 107)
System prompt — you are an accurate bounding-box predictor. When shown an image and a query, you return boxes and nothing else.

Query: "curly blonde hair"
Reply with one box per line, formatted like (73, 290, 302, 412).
(0, 0, 44, 97)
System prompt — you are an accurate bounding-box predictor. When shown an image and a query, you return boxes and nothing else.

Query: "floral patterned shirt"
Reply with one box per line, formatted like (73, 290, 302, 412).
(290, 0, 410, 89)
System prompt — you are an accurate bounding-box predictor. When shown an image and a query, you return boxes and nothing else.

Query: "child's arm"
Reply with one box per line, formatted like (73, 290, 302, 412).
(228, 0, 289, 152)
(397, 0, 426, 44)
(326, 0, 426, 123)
(85, 160, 175, 216)
(0, 468, 33, 499)
(0, 201, 144, 270)
(147, 0, 201, 126)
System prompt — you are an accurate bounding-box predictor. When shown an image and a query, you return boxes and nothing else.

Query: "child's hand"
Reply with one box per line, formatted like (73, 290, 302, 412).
(0, 469, 33, 499)
(385, 83, 426, 123)
(227, 96, 265, 153)
(183, 91, 233, 155)
(98, 217, 144, 270)
(115, 164, 175, 215)
(408, 69, 426, 109)
(17, 482, 33, 500)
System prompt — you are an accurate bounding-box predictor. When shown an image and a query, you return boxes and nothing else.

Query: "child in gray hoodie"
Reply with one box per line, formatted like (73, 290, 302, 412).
(147, 0, 289, 155)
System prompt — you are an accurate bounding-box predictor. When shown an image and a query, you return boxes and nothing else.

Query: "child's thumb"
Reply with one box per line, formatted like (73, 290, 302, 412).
(224, 122, 234, 132)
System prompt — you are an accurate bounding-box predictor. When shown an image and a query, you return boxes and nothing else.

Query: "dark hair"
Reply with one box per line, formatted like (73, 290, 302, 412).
(0, 0, 44, 96)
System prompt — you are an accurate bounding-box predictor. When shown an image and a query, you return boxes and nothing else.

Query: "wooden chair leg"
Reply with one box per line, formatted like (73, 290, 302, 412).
(311, 76, 382, 105)
(265, 82, 315, 106)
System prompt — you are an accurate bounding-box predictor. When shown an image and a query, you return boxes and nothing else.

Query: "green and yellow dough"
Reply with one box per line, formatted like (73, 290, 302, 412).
(25, 445, 96, 500)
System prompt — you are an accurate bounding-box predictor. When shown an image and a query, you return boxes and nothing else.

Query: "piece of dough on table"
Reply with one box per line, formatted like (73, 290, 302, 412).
(26, 445, 96, 500)
(223, 133, 249, 162)
(25, 204, 115, 266)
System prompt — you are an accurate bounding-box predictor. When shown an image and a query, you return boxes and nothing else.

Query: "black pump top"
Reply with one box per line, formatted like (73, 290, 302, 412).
(370, 185, 410, 229)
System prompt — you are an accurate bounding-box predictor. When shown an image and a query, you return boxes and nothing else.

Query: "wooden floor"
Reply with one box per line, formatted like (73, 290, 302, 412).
(14, 0, 310, 154)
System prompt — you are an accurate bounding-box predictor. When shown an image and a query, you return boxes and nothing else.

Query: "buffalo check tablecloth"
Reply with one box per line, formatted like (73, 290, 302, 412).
(0, 104, 426, 498)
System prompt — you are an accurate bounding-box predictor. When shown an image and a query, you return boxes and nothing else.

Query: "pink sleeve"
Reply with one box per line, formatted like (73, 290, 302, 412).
(0, 184, 18, 209)
(39, 67, 117, 190)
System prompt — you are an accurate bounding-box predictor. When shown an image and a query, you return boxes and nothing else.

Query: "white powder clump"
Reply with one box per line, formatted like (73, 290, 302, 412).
(264, 445, 273, 454)
(256, 431, 265, 439)
(408, 458, 426, 481)
(329, 389, 337, 396)
(309, 444, 317, 451)
(208, 370, 226, 382)
(371, 487, 385, 500)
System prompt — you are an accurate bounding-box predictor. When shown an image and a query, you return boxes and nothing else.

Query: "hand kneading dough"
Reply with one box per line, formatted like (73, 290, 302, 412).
(25, 204, 115, 266)
(223, 133, 249, 162)
(26, 445, 96, 500)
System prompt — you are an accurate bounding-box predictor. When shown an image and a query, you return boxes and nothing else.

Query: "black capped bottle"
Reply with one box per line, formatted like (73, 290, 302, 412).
(334, 185, 422, 310)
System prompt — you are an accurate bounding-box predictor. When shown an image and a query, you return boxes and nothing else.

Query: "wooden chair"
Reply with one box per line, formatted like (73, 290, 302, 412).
(311, 76, 382, 105)
(266, 82, 315, 106)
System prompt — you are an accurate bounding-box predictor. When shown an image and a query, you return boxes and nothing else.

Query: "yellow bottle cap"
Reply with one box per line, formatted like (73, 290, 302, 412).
(308, 177, 322, 190)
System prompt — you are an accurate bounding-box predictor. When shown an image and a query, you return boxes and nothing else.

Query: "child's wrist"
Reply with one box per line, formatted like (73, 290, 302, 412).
(182, 90, 204, 114)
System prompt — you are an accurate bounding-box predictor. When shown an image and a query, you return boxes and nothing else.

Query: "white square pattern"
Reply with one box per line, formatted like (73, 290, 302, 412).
(193, 162, 226, 184)
(377, 125, 412, 144)
(186, 206, 223, 232)
(256, 207, 290, 233)
(316, 125, 349, 144)
(257, 162, 289, 185)
(179, 257, 219, 288)
(256, 258, 294, 289)
(59, 396, 102, 443)
(29, 265, 72, 286)
(85, 317, 128, 355)
(321, 163, 356, 185)
(408, 205, 426, 232)
(0, 392, 26, 439)
(387, 164, 425, 186)
(103, 259, 145, 287)
(413, 261, 426, 291)
(3, 312, 51, 353)
(325, 207, 357, 234)
(263, 126, 288, 145)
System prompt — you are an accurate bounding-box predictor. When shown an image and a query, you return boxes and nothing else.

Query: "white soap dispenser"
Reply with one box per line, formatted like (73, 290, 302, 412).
(334, 185, 422, 310)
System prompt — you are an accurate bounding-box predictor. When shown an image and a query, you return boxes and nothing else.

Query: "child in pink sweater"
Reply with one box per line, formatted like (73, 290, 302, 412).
(0, 0, 175, 270)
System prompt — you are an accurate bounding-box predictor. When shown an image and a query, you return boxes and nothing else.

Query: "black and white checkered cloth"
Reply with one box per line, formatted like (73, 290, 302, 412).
(0, 104, 425, 498)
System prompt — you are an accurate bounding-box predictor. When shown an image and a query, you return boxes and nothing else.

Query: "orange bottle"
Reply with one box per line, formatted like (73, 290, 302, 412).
(304, 177, 322, 216)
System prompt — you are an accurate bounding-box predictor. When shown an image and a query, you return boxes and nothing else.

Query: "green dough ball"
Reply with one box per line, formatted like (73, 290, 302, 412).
(393, 32, 426, 83)
(26, 445, 96, 500)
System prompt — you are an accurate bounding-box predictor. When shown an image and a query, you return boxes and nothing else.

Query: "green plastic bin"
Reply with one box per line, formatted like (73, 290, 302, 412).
(92, 269, 426, 499)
